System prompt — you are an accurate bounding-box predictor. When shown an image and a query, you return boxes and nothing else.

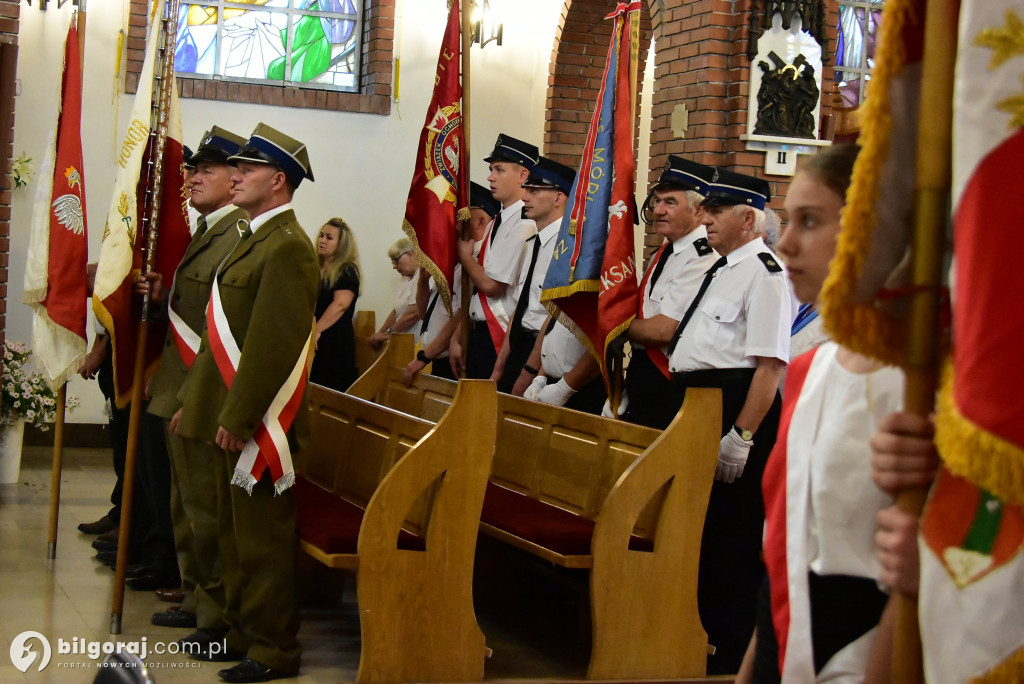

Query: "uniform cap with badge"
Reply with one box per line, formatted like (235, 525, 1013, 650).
(188, 126, 247, 167)
(521, 156, 576, 195)
(483, 133, 540, 167)
(469, 181, 501, 218)
(701, 168, 771, 211)
(229, 123, 315, 189)
(641, 155, 716, 225)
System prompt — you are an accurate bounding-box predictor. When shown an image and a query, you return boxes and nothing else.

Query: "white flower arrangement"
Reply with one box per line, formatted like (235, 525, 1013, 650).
(11, 153, 34, 190)
(2, 342, 79, 430)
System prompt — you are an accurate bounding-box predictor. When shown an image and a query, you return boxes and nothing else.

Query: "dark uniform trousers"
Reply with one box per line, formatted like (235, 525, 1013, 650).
(428, 358, 456, 381)
(466, 321, 498, 380)
(498, 326, 538, 393)
(673, 368, 782, 675)
(624, 350, 685, 430)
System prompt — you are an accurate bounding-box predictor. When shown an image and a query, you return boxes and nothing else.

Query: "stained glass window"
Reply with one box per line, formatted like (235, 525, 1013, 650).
(174, 0, 362, 91)
(835, 0, 884, 107)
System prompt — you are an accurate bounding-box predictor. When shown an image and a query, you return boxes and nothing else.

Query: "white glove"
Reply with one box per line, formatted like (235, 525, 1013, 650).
(601, 391, 629, 418)
(523, 375, 548, 401)
(716, 430, 752, 483)
(537, 378, 576, 406)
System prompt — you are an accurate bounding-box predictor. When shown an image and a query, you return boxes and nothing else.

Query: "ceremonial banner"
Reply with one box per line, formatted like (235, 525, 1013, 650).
(23, 20, 88, 387)
(401, 0, 466, 315)
(923, 5, 1024, 678)
(819, 0, 926, 366)
(92, 0, 191, 406)
(540, 1, 641, 385)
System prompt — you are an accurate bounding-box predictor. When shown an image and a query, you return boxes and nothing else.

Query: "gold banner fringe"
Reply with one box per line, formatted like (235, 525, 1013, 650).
(935, 365, 1024, 510)
(540, 279, 601, 303)
(402, 218, 454, 317)
(969, 644, 1024, 684)
(819, 0, 915, 367)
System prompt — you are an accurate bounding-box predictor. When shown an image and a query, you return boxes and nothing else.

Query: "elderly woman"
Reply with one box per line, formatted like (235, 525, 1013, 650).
(369, 238, 421, 350)
(738, 145, 906, 684)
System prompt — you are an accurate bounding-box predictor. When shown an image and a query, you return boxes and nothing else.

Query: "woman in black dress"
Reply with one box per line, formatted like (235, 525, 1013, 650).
(309, 217, 361, 391)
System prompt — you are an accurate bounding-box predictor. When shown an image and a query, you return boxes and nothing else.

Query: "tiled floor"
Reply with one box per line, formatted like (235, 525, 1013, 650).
(0, 446, 587, 684)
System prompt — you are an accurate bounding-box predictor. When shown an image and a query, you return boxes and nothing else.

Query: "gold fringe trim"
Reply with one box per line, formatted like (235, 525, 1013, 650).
(819, 0, 915, 367)
(935, 363, 1024, 510)
(402, 218, 454, 316)
(539, 279, 601, 303)
(456, 206, 470, 222)
(968, 644, 1024, 684)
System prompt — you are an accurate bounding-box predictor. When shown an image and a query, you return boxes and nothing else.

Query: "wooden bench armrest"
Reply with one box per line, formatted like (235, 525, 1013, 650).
(354, 379, 496, 683)
(348, 332, 416, 401)
(588, 387, 722, 680)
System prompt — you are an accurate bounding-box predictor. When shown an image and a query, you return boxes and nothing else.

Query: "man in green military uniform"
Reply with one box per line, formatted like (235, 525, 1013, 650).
(145, 127, 248, 634)
(176, 123, 319, 683)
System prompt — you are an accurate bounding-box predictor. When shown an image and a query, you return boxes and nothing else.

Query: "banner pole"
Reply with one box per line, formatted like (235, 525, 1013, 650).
(46, 384, 68, 559)
(458, 0, 472, 372)
(891, 0, 958, 680)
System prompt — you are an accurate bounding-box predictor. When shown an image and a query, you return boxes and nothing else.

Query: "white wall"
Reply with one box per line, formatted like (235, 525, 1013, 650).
(8, 0, 561, 422)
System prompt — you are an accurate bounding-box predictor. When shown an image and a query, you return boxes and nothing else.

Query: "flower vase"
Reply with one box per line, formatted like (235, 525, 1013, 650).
(0, 420, 25, 484)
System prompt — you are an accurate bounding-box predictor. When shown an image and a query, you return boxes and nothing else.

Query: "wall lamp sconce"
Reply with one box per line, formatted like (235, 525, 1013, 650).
(470, 0, 503, 48)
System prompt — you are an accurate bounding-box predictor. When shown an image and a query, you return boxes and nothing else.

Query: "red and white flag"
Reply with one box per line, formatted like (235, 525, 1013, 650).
(400, 0, 466, 316)
(23, 19, 88, 387)
(92, 0, 191, 407)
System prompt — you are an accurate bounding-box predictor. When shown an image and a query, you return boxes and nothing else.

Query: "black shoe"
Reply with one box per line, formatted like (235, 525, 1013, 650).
(151, 608, 197, 628)
(181, 629, 242, 662)
(78, 515, 117, 535)
(125, 563, 152, 579)
(95, 550, 117, 566)
(218, 658, 289, 683)
(128, 571, 180, 592)
(92, 536, 118, 552)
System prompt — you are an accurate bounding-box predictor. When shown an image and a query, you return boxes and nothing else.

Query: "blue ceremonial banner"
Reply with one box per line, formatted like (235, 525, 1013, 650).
(540, 1, 641, 384)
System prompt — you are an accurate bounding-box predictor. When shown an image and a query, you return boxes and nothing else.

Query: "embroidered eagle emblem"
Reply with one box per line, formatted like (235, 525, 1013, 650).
(52, 194, 85, 235)
(608, 200, 628, 219)
(64, 165, 82, 190)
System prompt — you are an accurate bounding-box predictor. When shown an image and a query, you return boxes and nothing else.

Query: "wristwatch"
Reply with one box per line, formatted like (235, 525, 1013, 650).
(733, 425, 753, 442)
(417, 349, 432, 364)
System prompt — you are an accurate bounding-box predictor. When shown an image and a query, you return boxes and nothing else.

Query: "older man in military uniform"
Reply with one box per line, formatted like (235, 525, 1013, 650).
(456, 133, 538, 378)
(176, 123, 319, 683)
(667, 168, 793, 674)
(146, 127, 249, 633)
(617, 156, 718, 428)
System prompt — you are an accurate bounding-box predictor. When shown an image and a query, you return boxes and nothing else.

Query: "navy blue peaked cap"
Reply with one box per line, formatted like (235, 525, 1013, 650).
(187, 126, 247, 167)
(483, 133, 539, 167)
(229, 123, 314, 188)
(469, 181, 501, 218)
(654, 156, 715, 196)
(522, 156, 576, 195)
(702, 167, 771, 210)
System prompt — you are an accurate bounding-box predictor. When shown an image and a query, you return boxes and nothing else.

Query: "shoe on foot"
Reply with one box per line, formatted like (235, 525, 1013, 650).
(156, 587, 186, 603)
(151, 608, 197, 628)
(78, 515, 117, 535)
(218, 658, 290, 682)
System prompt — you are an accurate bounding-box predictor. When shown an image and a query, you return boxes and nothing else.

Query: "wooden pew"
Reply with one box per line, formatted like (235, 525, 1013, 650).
(349, 335, 723, 680)
(296, 377, 497, 683)
(352, 309, 380, 375)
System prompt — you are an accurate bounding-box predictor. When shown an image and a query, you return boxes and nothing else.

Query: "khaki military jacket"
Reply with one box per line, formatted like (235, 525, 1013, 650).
(148, 206, 248, 419)
(176, 208, 319, 447)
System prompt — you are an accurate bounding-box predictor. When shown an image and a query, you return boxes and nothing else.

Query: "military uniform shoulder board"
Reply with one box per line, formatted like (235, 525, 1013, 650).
(694, 237, 713, 256)
(757, 252, 783, 273)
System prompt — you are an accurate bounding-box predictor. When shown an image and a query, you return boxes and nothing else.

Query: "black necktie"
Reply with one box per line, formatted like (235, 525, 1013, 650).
(489, 211, 503, 245)
(648, 242, 674, 293)
(667, 256, 728, 356)
(508, 236, 542, 347)
(420, 290, 441, 335)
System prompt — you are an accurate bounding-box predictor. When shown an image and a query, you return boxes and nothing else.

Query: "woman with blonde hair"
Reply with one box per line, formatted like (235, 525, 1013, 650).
(310, 217, 361, 391)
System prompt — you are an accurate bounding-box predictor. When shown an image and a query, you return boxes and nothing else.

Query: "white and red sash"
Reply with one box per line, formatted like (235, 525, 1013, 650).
(762, 347, 818, 680)
(167, 279, 201, 368)
(476, 219, 508, 353)
(207, 277, 312, 495)
(636, 242, 671, 379)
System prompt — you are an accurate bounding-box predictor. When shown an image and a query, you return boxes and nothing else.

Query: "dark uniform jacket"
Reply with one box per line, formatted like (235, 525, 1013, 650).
(176, 208, 320, 449)
(148, 206, 248, 419)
